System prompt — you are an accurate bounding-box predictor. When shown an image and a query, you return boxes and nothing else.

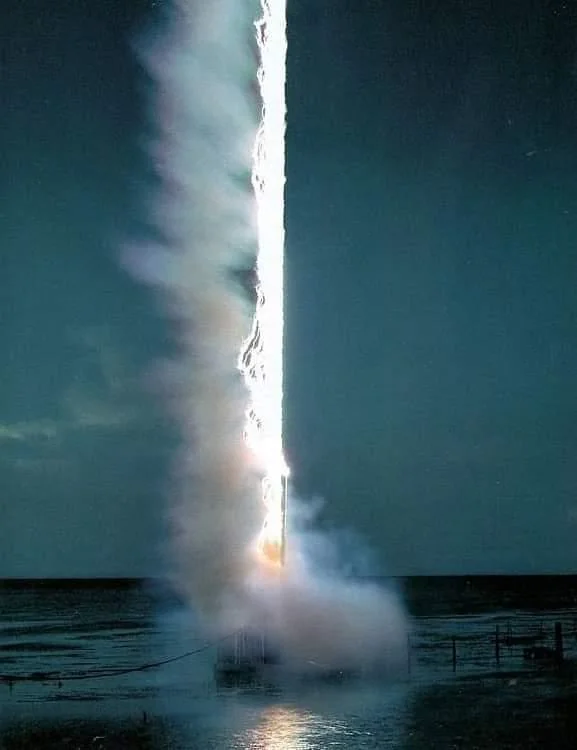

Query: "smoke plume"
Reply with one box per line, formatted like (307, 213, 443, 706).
(130, 0, 262, 618)
(130, 0, 408, 671)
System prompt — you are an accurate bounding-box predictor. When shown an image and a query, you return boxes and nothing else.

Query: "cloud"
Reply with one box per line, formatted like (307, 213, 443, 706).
(0, 421, 60, 443)
(0, 326, 160, 463)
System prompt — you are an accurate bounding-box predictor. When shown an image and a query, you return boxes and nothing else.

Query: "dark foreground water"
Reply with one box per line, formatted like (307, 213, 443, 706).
(1, 576, 577, 748)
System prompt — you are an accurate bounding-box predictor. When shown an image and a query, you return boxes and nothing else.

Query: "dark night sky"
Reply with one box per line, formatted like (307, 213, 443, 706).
(2, 0, 577, 577)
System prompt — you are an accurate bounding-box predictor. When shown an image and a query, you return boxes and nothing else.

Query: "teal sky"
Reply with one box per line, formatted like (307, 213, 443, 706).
(2, 0, 577, 577)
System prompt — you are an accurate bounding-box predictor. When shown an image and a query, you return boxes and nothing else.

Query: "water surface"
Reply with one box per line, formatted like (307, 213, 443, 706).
(1, 576, 576, 748)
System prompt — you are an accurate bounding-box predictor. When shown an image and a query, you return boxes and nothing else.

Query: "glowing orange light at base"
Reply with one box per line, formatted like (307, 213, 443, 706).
(239, 0, 289, 574)
(257, 473, 288, 568)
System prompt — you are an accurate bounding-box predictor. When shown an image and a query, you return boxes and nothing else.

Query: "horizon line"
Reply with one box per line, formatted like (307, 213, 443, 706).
(1, 572, 577, 585)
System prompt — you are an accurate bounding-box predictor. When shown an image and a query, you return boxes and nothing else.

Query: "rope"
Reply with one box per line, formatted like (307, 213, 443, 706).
(0, 629, 241, 687)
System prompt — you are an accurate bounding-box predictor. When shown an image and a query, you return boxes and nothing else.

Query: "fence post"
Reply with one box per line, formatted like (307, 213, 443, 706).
(495, 624, 500, 667)
(452, 636, 457, 672)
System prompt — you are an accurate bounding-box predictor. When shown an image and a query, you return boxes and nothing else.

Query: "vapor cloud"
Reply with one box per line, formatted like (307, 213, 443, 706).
(130, 0, 263, 617)
(130, 0, 408, 672)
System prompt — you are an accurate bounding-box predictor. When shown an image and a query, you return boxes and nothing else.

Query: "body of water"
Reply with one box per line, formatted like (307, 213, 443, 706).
(1, 576, 576, 748)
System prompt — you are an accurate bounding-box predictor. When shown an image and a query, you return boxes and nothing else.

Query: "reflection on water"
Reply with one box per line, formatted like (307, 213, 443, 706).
(246, 705, 314, 750)
(2, 580, 577, 748)
(223, 684, 409, 750)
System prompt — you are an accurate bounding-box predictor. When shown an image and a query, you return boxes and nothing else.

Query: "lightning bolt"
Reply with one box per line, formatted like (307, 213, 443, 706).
(239, 0, 289, 568)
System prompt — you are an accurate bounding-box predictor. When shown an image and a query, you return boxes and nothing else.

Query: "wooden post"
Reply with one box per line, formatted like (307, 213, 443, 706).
(555, 622, 564, 666)
(495, 624, 500, 667)
(452, 636, 457, 672)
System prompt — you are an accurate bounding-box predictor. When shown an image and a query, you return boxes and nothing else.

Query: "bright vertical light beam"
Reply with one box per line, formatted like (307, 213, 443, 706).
(239, 0, 289, 568)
